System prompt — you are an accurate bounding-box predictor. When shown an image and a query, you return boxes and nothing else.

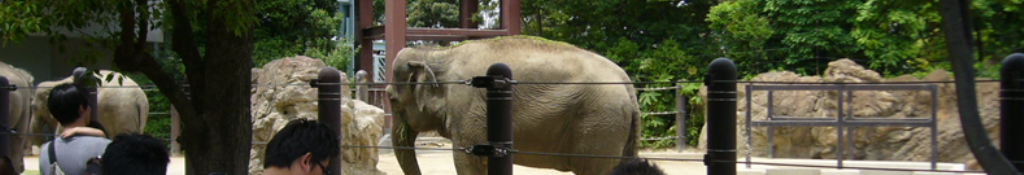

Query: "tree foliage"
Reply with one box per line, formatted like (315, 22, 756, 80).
(2, 0, 260, 174)
(253, 0, 351, 68)
(506, 0, 1023, 149)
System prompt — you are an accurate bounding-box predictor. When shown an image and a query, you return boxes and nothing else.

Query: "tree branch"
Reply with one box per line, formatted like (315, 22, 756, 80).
(134, 0, 149, 56)
(169, 0, 205, 85)
(114, 0, 138, 71)
(169, 0, 207, 112)
(137, 53, 199, 123)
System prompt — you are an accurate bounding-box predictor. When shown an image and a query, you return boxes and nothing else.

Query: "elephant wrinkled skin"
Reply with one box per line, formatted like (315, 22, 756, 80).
(387, 36, 641, 175)
(0, 61, 34, 173)
(31, 70, 149, 145)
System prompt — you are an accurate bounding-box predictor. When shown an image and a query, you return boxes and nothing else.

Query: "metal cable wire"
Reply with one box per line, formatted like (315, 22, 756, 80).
(340, 145, 462, 151)
(641, 111, 679, 115)
(511, 150, 704, 162)
(8, 79, 1006, 89)
(640, 136, 682, 141)
(730, 80, 1001, 84)
(512, 81, 695, 85)
(636, 86, 681, 91)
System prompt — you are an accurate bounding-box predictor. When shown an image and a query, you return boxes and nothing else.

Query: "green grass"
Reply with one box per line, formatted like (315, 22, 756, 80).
(23, 170, 41, 175)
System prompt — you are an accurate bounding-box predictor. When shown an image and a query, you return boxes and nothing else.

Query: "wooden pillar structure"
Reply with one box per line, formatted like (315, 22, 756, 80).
(354, 0, 521, 84)
(353, 0, 521, 128)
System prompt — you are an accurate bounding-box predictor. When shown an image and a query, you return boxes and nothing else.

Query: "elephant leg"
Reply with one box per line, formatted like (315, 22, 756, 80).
(568, 118, 630, 174)
(452, 149, 486, 175)
(9, 112, 30, 173)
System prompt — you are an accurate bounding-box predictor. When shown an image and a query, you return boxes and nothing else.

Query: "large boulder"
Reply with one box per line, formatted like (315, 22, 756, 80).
(698, 59, 1000, 169)
(249, 56, 386, 175)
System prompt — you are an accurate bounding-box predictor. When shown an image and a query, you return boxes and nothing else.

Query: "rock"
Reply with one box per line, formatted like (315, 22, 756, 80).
(697, 59, 1000, 170)
(249, 56, 386, 175)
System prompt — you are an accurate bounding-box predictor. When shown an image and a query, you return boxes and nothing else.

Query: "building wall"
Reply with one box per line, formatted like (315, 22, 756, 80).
(0, 36, 114, 84)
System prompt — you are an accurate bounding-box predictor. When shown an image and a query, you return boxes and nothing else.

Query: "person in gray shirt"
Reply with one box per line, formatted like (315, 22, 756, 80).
(38, 83, 111, 175)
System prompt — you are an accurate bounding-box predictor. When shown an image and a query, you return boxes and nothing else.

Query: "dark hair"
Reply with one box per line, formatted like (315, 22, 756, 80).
(264, 118, 340, 168)
(101, 133, 170, 175)
(0, 156, 14, 175)
(47, 83, 89, 125)
(610, 159, 666, 175)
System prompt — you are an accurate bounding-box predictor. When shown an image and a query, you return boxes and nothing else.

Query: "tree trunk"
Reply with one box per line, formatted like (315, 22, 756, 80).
(113, 0, 255, 174)
(180, 3, 255, 174)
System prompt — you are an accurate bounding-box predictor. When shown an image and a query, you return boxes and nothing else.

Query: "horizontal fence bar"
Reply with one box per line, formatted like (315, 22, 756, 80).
(636, 86, 680, 91)
(749, 84, 937, 91)
(641, 111, 679, 115)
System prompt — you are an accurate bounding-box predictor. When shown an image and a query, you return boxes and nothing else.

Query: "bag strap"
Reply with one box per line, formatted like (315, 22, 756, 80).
(48, 139, 57, 165)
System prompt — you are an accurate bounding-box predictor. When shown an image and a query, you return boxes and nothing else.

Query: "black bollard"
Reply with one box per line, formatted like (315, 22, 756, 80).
(0, 76, 10, 159)
(316, 67, 343, 175)
(705, 58, 737, 175)
(72, 67, 99, 123)
(1001, 53, 1024, 171)
(486, 63, 514, 175)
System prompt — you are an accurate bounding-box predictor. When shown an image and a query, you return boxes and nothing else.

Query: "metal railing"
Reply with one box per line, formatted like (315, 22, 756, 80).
(744, 84, 939, 170)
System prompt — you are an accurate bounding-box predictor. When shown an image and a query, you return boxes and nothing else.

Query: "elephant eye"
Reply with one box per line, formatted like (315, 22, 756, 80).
(387, 90, 398, 102)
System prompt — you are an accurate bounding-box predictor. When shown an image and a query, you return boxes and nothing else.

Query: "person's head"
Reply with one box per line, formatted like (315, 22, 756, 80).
(101, 133, 170, 175)
(263, 118, 339, 174)
(47, 83, 90, 125)
(610, 159, 666, 175)
(0, 156, 15, 175)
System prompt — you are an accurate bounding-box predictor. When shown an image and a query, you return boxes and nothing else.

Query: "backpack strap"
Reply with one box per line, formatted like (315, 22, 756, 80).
(48, 140, 57, 164)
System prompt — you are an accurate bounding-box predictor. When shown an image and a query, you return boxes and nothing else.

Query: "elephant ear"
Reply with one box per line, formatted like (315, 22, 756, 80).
(407, 61, 447, 113)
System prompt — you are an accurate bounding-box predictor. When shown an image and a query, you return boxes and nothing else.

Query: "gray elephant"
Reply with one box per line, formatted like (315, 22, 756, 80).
(31, 70, 149, 145)
(387, 36, 640, 175)
(0, 61, 34, 173)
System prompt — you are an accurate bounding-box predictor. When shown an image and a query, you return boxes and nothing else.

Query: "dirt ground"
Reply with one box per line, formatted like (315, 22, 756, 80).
(25, 151, 705, 175)
(377, 149, 709, 175)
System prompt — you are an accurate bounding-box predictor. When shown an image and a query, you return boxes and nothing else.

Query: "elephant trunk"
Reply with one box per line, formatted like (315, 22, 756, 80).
(393, 113, 422, 175)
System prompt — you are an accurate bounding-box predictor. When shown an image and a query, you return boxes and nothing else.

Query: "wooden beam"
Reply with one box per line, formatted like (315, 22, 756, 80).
(408, 35, 477, 41)
(384, 0, 405, 85)
(357, 0, 375, 73)
(408, 28, 509, 36)
(460, 0, 479, 28)
(500, 0, 521, 35)
(363, 26, 386, 39)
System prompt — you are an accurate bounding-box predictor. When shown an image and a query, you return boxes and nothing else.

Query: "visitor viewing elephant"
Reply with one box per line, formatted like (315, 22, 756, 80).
(30, 70, 149, 146)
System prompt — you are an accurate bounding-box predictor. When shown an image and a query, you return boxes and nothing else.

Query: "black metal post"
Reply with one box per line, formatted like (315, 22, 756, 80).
(316, 67, 343, 175)
(0, 76, 10, 159)
(937, 0, 1019, 173)
(676, 80, 687, 152)
(705, 58, 737, 175)
(486, 63, 514, 175)
(1001, 53, 1024, 171)
(72, 67, 99, 123)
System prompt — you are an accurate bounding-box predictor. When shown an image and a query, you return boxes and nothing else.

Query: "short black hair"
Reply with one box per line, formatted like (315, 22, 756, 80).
(0, 156, 14, 175)
(47, 83, 89, 125)
(101, 133, 170, 175)
(264, 118, 340, 168)
(610, 159, 666, 175)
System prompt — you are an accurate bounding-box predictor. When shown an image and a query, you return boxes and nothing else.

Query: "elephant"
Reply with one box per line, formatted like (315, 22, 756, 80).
(0, 61, 35, 173)
(387, 36, 641, 175)
(30, 70, 149, 146)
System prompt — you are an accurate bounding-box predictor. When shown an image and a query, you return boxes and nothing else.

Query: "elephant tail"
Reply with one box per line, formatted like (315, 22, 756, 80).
(136, 99, 147, 131)
(622, 107, 640, 158)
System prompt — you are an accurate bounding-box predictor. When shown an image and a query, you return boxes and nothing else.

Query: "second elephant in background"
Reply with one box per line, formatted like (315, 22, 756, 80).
(30, 70, 149, 145)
